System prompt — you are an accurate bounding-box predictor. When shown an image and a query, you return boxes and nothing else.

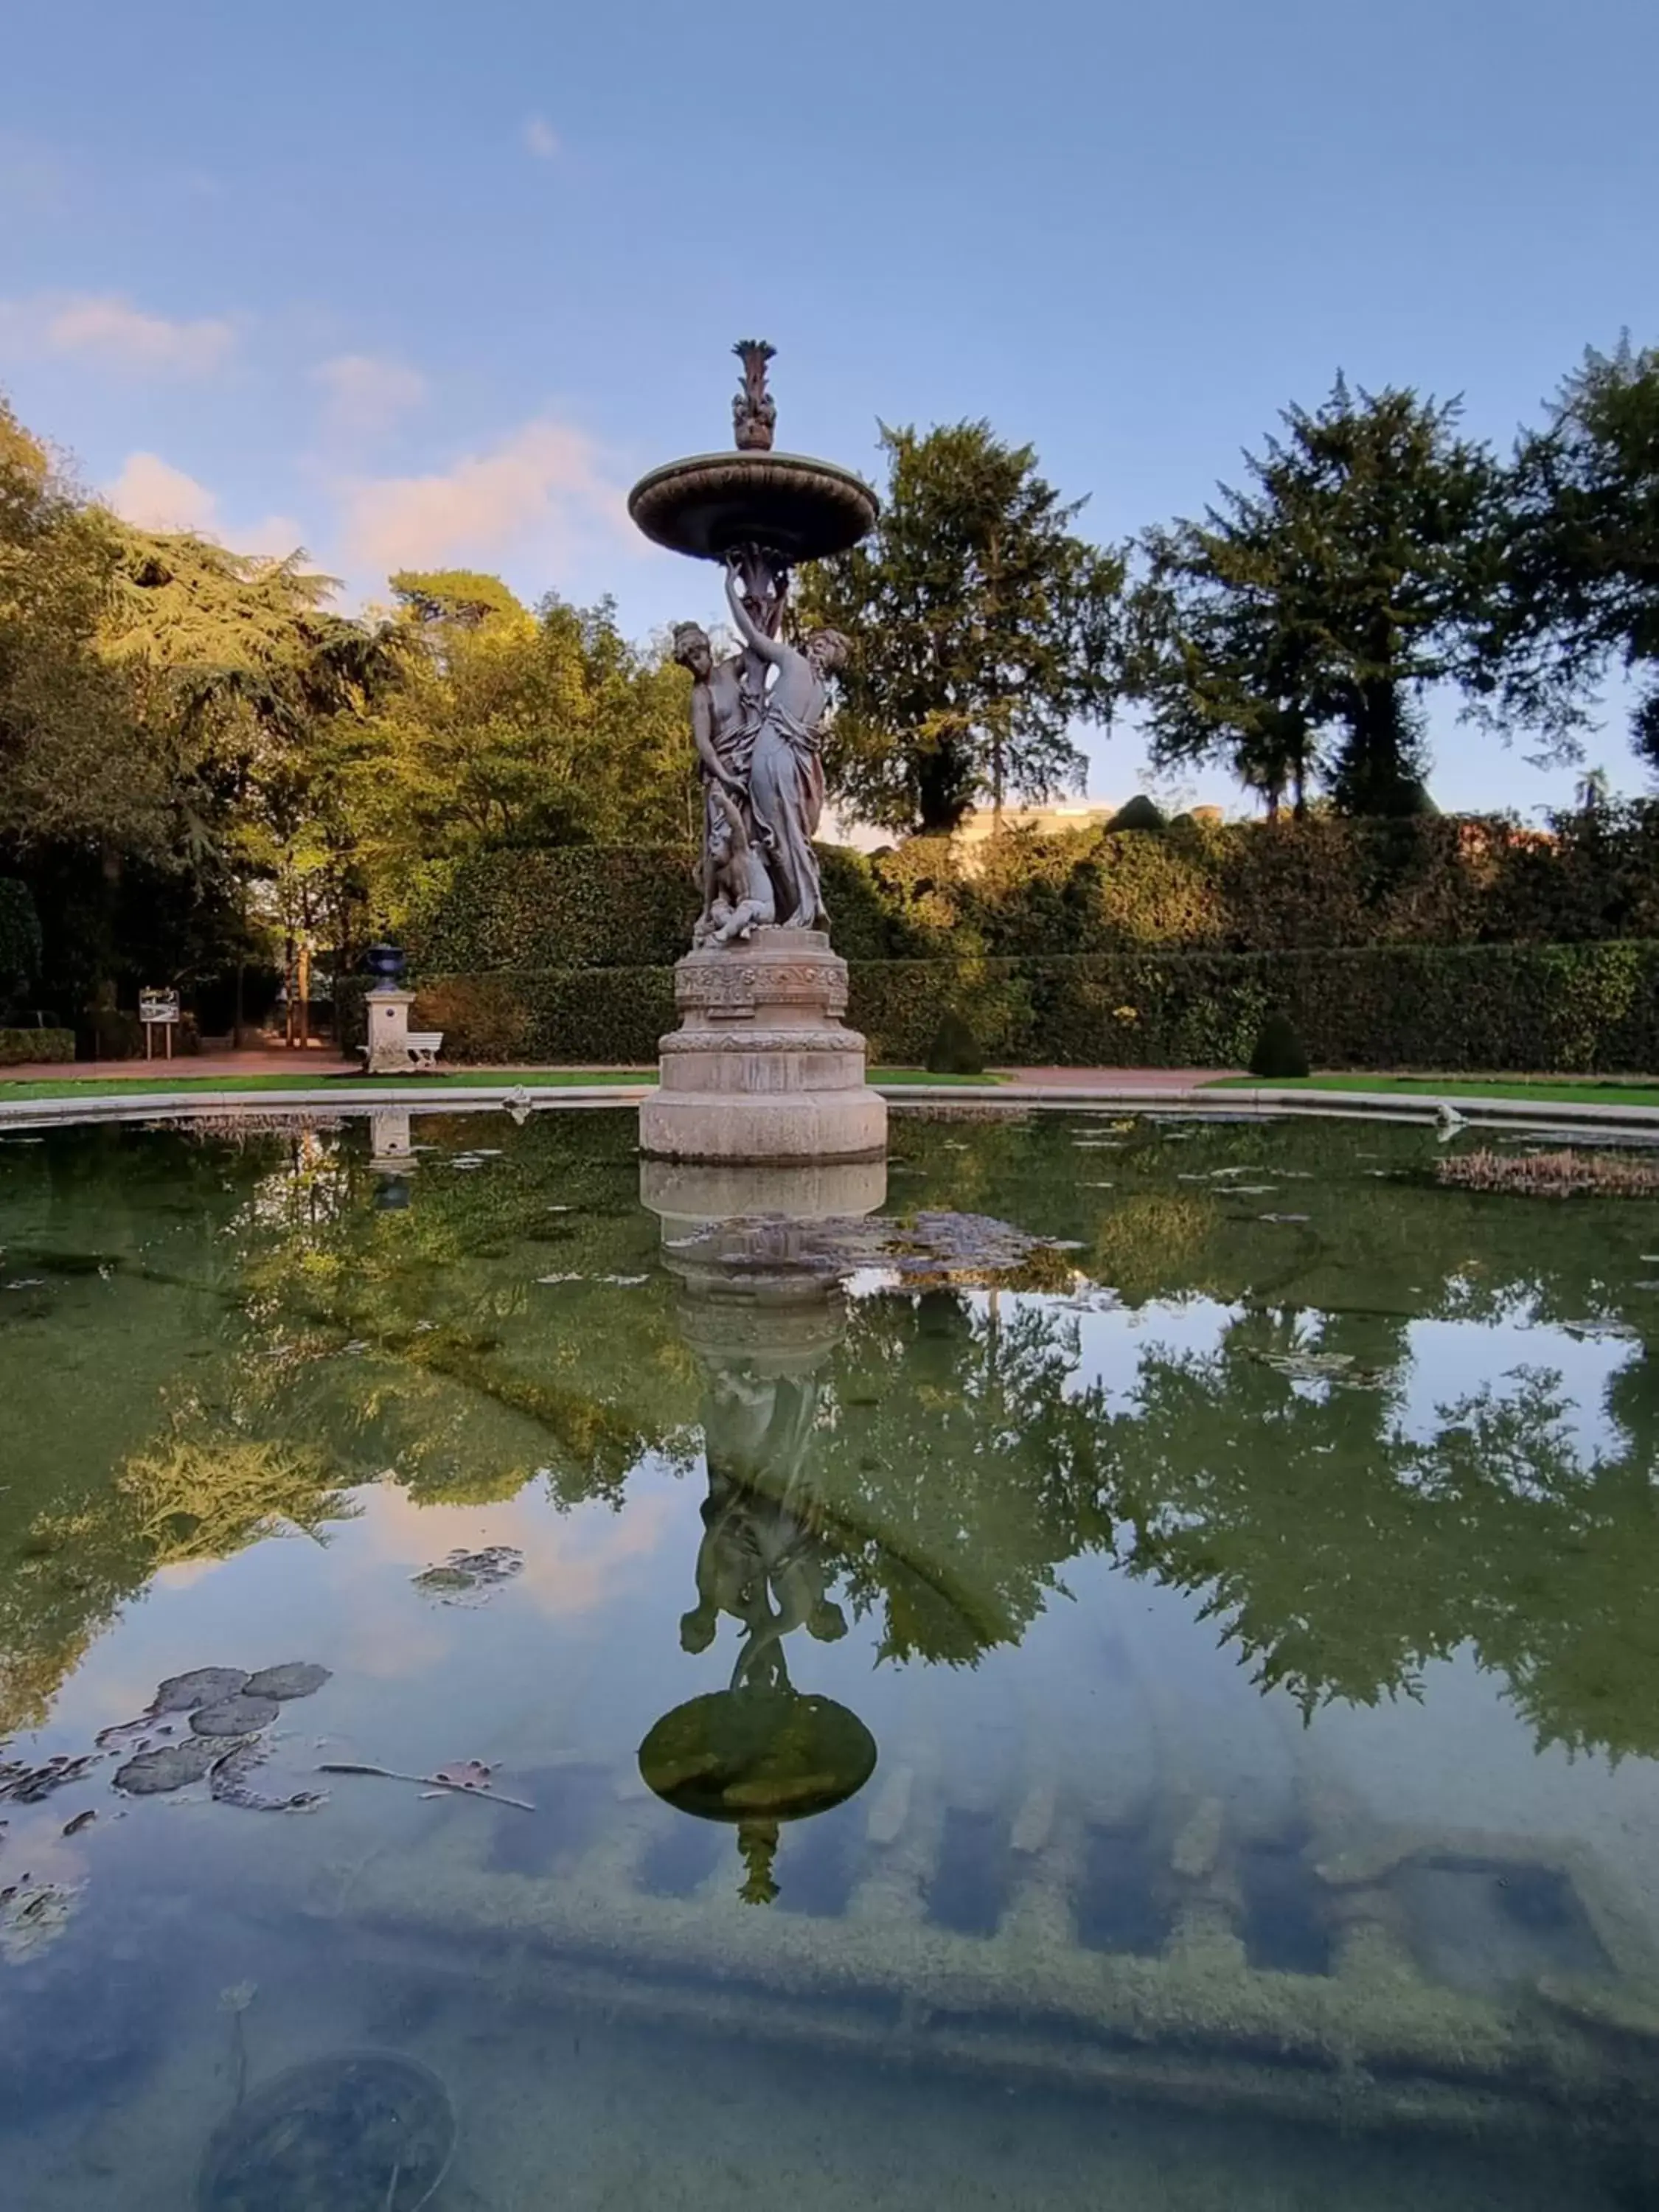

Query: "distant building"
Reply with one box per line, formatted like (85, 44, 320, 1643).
(953, 801, 1119, 847)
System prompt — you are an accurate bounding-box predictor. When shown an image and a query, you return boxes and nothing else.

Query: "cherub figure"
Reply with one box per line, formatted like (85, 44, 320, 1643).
(703, 785, 776, 947)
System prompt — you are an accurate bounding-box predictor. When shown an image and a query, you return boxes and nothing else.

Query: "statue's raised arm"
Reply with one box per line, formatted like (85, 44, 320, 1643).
(725, 554, 789, 667)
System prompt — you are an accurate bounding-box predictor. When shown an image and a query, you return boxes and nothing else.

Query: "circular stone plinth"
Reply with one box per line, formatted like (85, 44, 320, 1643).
(640, 1085, 887, 1166)
(627, 451, 878, 563)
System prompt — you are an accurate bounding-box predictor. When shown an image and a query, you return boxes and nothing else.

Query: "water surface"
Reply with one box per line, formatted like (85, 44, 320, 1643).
(4, 1105, 1659, 2208)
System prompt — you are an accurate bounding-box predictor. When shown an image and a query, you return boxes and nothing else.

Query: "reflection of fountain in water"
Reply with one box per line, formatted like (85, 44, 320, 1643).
(638, 1161, 886, 1902)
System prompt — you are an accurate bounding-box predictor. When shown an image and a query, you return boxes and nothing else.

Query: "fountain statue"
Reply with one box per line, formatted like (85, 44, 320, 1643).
(629, 345, 887, 1164)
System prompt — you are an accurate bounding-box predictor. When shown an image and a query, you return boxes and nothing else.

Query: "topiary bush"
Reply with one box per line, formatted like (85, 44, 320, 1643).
(925, 1009, 985, 1075)
(1105, 796, 1167, 834)
(1248, 1010, 1312, 1079)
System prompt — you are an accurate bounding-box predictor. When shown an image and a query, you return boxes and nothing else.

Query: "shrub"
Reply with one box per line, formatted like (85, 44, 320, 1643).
(333, 936, 1659, 1077)
(0, 1027, 74, 1068)
(1106, 796, 1167, 833)
(407, 846, 698, 973)
(926, 1009, 985, 1075)
(1248, 1011, 1312, 1079)
(0, 880, 42, 1007)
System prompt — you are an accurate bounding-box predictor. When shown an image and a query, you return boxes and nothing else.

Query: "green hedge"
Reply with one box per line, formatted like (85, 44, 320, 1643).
(406, 846, 700, 972)
(399, 807, 1659, 976)
(347, 942, 1659, 1074)
(0, 1027, 74, 1068)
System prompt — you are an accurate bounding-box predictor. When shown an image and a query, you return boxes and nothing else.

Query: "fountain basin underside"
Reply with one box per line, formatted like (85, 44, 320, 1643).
(627, 451, 879, 564)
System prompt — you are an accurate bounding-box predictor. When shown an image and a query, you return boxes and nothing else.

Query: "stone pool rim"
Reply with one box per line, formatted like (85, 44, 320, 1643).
(6, 1080, 1659, 1138)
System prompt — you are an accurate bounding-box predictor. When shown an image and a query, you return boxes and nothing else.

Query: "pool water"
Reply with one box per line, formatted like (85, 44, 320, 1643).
(4, 1103, 1659, 2208)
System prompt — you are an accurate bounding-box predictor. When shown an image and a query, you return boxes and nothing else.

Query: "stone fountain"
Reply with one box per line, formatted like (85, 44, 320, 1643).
(630, 344, 887, 1165)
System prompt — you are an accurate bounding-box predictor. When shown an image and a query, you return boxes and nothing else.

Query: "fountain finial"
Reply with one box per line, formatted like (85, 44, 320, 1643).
(732, 339, 777, 452)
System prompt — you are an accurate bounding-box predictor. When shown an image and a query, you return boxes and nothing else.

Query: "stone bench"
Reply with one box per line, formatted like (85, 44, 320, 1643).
(358, 1031, 444, 1073)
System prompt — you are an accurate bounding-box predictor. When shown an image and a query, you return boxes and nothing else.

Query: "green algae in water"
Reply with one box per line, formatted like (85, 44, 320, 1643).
(3, 1107, 1659, 2205)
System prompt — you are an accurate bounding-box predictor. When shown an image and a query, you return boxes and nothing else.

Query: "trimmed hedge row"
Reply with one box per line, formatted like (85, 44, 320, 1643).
(398, 807, 1659, 974)
(343, 941, 1659, 1074)
(0, 1027, 74, 1067)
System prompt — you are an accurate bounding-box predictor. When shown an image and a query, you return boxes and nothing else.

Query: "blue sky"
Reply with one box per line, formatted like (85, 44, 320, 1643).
(2, 0, 1655, 818)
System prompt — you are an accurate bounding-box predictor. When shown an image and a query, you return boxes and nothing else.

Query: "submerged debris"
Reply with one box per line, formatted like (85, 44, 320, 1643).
(0, 1752, 102, 1806)
(197, 2052, 456, 2212)
(151, 1667, 251, 1715)
(1437, 1147, 1659, 1198)
(191, 1694, 282, 1739)
(210, 1738, 327, 1814)
(114, 1739, 222, 1795)
(0, 1877, 80, 1964)
(411, 1548, 524, 1604)
(319, 1759, 534, 1812)
(244, 1662, 332, 1702)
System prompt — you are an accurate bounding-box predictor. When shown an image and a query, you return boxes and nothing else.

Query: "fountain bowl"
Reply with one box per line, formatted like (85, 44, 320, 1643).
(627, 450, 878, 564)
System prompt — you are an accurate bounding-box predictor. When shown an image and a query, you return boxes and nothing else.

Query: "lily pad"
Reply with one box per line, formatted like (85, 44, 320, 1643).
(191, 1694, 280, 1739)
(243, 1662, 330, 1703)
(114, 1739, 222, 1795)
(151, 1667, 249, 1714)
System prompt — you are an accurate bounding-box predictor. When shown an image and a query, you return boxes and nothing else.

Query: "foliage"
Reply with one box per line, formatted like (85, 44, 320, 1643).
(0, 878, 41, 1004)
(386, 938, 1659, 1072)
(0, 1027, 73, 1066)
(1486, 337, 1659, 766)
(0, 399, 170, 858)
(925, 1008, 985, 1075)
(799, 421, 1124, 833)
(1248, 1009, 1311, 1079)
(1105, 795, 1166, 833)
(355, 579, 698, 909)
(406, 844, 698, 971)
(1133, 378, 1506, 815)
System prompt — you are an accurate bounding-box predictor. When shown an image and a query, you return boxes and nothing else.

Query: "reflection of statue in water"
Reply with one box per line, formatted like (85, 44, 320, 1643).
(680, 1427, 849, 1683)
(723, 554, 849, 931)
(638, 1200, 877, 1905)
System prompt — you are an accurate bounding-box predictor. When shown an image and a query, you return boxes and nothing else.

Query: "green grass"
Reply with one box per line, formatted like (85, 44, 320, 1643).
(0, 1063, 1004, 1103)
(1208, 1073, 1659, 1109)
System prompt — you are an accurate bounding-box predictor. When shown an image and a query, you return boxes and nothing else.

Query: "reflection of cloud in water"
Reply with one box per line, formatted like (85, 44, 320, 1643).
(352, 1481, 675, 1620)
(151, 1559, 220, 1593)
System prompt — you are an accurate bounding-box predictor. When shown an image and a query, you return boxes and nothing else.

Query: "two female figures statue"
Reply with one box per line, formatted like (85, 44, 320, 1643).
(673, 549, 849, 947)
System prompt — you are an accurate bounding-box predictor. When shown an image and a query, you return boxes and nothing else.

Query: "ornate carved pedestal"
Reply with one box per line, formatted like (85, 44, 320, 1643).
(639, 925, 887, 1165)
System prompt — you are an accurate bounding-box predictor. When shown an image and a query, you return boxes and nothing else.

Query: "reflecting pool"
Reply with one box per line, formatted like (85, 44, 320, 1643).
(5, 1103, 1659, 2208)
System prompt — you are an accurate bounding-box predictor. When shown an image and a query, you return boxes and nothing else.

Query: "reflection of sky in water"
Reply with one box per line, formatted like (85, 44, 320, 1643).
(9, 1112, 1659, 2207)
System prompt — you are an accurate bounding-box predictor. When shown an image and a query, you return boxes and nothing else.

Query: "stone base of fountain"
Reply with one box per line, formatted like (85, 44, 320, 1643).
(639, 927, 887, 1166)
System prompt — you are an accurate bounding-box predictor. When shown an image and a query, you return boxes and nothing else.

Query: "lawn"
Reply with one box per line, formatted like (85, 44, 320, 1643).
(0, 1065, 1001, 1102)
(1207, 1073, 1659, 1110)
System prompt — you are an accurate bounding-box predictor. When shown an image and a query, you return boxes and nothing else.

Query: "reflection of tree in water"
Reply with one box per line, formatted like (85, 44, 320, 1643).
(815, 1287, 1112, 1665)
(1113, 1313, 1659, 1759)
(9, 1109, 1659, 1766)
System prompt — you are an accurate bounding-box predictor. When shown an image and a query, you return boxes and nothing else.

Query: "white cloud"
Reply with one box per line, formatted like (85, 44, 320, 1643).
(0, 290, 236, 377)
(333, 415, 627, 580)
(311, 352, 429, 440)
(106, 451, 304, 557)
(107, 452, 219, 532)
(524, 114, 559, 160)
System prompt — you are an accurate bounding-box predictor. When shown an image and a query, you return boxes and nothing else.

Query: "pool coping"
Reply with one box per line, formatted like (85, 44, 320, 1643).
(4, 1077, 1659, 1135)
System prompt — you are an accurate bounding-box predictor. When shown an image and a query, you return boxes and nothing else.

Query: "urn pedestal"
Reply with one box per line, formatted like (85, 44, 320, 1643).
(364, 988, 417, 1075)
(639, 926, 886, 1166)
